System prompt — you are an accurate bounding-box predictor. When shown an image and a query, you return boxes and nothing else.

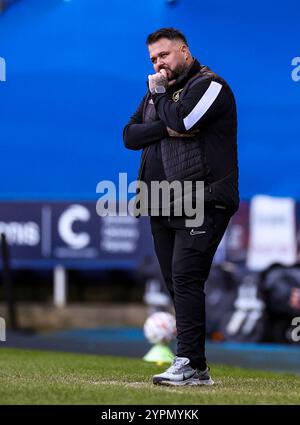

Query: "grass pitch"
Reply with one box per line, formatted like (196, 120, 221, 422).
(0, 348, 300, 404)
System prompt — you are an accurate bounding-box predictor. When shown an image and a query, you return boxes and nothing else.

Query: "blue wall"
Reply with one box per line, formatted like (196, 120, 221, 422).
(0, 0, 299, 200)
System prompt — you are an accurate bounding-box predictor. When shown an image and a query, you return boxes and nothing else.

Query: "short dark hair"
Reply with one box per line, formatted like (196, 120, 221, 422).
(146, 27, 188, 46)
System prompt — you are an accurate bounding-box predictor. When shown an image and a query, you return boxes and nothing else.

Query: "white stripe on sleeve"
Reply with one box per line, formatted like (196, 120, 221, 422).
(183, 81, 222, 130)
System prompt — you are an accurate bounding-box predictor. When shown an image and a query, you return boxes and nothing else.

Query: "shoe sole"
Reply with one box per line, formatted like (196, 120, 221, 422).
(153, 377, 214, 386)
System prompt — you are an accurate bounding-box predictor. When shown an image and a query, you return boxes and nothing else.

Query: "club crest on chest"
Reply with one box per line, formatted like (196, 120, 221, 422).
(172, 89, 183, 102)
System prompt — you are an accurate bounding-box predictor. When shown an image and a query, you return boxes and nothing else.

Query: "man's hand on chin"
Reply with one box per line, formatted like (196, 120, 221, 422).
(148, 69, 169, 94)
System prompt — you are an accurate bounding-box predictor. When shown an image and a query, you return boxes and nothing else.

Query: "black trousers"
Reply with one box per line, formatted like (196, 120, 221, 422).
(150, 205, 231, 370)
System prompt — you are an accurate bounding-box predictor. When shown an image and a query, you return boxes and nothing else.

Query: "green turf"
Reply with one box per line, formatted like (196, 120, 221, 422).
(0, 348, 300, 404)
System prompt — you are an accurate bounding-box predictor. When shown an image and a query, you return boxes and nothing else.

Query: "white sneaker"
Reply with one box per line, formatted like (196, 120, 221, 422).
(152, 356, 214, 386)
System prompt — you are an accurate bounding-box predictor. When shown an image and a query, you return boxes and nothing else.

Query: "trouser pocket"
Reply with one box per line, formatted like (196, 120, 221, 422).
(178, 208, 230, 254)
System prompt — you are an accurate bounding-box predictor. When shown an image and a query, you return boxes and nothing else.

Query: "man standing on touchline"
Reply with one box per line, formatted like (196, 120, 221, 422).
(123, 28, 239, 386)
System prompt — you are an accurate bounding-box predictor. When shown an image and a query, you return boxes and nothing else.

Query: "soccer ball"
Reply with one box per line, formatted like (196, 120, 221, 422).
(143, 311, 176, 344)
